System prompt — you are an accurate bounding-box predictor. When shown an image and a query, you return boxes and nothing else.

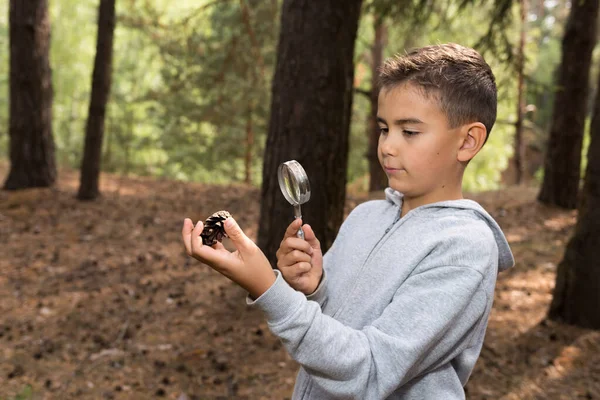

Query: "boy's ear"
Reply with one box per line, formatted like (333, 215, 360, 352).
(457, 123, 487, 162)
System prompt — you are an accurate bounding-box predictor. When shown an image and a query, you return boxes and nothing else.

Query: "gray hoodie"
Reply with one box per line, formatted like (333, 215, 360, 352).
(248, 188, 514, 399)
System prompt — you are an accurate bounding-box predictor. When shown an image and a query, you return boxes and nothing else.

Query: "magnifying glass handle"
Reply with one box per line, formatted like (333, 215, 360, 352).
(294, 205, 305, 240)
(294, 217, 305, 240)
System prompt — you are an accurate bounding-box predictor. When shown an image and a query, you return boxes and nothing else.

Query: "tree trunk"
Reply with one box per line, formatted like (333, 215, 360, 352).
(78, 0, 117, 200)
(245, 104, 254, 185)
(549, 63, 600, 329)
(514, 0, 527, 185)
(538, 0, 599, 209)
(4, 0, 56, 190)
(258, 0, 363, 265)
(368, 18, 388, 192)
(102, 111, 113, 170)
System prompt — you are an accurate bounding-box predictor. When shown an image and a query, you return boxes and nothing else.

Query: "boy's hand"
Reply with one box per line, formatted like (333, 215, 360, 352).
(182, 217, 275, 299)
(276, 219, 323, 295)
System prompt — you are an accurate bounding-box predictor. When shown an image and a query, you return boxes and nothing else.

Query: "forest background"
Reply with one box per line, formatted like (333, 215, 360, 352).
(0, 0, 579, 191)
(2, 0, 600, 398)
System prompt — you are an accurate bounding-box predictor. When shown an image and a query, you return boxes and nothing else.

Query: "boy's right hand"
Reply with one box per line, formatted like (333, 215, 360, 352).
(276, 218, 323, 295)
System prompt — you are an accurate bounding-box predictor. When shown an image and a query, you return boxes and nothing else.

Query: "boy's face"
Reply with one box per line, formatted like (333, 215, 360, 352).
(377, 83, 464, 205)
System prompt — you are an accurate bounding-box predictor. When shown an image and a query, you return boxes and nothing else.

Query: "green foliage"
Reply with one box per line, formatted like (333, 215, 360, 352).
(0, 0, 575, 193)
(525, 1, 565, 136)
(50, 0, 98, 167)
(1, 0, 277, 185)
(366, 0, 517, 61)
(107, 0, 278, 184)
(581, 116, 591, 180)
(535, 118, 594, 186)
(348, 91, 371, 190)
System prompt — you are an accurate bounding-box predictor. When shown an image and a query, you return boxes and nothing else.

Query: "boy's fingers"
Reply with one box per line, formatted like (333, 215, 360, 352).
(282, 250, 312, 265)
(283, 218, 303, 239)
(302, 224, 321, 251)
(190, 220, 205, 255)
(279, 262, 311, 278)
(296, 262, 312, 273)
(182, 218, 194, 255)
(281, 237, 313, 255)
(189, 220, 225, 266)
(223, 217, 253, 252)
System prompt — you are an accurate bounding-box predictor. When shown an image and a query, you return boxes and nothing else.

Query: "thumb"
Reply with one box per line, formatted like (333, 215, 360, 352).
(302, 224, 321, 252)
(224, 217, 253, 251)
(283, 217, 303, 239)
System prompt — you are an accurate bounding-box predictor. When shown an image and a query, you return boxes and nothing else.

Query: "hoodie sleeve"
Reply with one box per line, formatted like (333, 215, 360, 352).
(305, 268, 327, 305)
(247, 265, 487, 399)
(303, 240, 337, 306)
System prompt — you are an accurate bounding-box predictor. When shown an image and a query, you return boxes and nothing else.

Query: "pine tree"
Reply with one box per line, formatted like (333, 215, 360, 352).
(549, 59, 600, 329)
(4, 0, 56, 190)
(258, 0, 363, 262)
(78, 0, 117, 200)
(538, 0, 599, 209)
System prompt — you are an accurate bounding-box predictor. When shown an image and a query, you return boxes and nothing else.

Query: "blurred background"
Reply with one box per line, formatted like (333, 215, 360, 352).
(2, 0, 600, 399)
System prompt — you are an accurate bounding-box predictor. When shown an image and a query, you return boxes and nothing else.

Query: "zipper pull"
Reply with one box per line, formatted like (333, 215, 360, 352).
(385, 211, 401, 234)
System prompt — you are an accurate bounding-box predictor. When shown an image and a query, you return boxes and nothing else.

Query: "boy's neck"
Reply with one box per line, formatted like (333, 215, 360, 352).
(400, 184, 464, 218)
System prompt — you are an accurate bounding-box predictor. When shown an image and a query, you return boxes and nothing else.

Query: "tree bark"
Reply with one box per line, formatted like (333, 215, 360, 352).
(538, 0, 599, 208)
(258, 0, 363, 265)
(514, 0, 527, 185)
(549, 62, 600, 329)
(368, 18, 388, 192)
(245, 104, 254, 184)
(4, 0, 56, 190)
(78, 0, 117, 200)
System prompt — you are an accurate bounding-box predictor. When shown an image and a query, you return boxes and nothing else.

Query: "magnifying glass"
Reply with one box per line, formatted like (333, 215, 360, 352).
(278, 160, 311, 240)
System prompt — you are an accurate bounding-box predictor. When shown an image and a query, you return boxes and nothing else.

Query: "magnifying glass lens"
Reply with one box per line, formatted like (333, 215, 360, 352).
(282, 168, 297, 203)
(278, 160, 311, 240)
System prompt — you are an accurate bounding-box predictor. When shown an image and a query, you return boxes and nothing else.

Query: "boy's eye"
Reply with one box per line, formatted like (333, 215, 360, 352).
(403, 130, 419, 136)
(378, 127, 389, 135)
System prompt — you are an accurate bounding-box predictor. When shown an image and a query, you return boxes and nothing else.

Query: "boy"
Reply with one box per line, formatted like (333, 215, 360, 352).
(182, 43, 514, 399)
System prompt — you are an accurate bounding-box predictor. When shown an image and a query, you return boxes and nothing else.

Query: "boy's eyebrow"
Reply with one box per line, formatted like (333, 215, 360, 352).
(377, 116, 424, 125)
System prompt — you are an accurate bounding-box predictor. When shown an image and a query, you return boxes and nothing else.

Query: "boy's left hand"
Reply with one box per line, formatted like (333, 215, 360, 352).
(276, 219, 323, 295)
(182, 217, 276, 299)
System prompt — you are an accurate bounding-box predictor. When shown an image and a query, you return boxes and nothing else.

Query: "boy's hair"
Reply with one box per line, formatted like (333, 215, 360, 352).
(378, 43, 497, 139)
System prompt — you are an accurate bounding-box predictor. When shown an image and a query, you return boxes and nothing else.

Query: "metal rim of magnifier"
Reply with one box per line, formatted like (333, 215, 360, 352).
(277, 160, 311, 206)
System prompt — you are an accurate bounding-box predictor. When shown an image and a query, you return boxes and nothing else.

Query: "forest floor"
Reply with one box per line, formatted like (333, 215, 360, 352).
(0, 163, 599, 400)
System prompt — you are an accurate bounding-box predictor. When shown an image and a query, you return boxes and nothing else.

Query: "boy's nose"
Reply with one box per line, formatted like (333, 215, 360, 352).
(379, 136, 399, 156)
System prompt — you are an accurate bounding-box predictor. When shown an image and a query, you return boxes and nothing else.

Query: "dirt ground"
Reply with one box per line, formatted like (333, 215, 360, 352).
(0, 163, 599, 400)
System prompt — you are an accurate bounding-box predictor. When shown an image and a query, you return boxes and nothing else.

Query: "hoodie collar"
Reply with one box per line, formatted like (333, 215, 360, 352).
(384, 187, 514, 272)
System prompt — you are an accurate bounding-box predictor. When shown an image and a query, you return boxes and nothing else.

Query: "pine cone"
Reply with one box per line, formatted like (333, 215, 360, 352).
(201, 210, 232, 246)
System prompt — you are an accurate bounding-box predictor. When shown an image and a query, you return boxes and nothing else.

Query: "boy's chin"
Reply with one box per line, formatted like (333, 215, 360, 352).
(388, 185, 408, 194)
(386, 180, 409, 193)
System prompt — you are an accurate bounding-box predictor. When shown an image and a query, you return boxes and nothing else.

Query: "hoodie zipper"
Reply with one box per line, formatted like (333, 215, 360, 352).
(300, 212, 404, 398)
(385, 211, 401, 233)
(331, 208, 406, 319)
(365, 209, 402, 261)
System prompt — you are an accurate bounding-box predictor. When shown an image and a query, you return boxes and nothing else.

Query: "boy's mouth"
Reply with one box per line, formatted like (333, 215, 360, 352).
(384, 166, 404, 173)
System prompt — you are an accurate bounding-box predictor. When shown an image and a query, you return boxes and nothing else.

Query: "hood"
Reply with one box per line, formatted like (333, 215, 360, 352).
(385, 188, 515, 272)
